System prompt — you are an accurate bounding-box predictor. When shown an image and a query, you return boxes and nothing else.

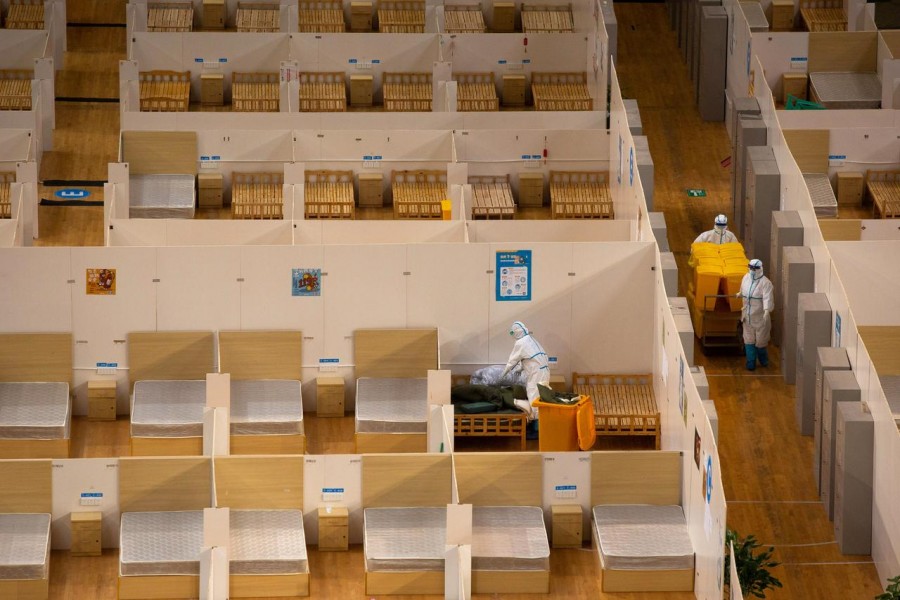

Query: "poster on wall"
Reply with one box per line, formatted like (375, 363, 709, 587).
(495, 250, 532, 302)
(86, 268, 116, 295)
(292, 268, 321, 297)
(834, 313, 841, 347)
(679, 356, 687, 426)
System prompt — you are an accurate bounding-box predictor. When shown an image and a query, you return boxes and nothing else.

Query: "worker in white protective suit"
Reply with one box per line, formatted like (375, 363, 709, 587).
(738, 259, 774, 371)
(694, 214, 738, 245)
(501, 321, 550, 405)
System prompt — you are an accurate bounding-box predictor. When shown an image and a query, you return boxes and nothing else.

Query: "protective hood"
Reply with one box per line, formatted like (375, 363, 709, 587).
(749, 259, 764, 280)
(509, 321, 529, 340)
(714, 225, 727, 235)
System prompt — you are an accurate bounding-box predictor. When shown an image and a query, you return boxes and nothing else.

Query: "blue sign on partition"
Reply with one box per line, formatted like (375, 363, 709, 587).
(495, 250, 532, 302)
(292, 268, 321, 296)
(55, 189, 90, 200)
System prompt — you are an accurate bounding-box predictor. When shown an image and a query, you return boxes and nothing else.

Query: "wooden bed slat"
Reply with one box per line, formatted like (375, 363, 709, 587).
(521, 3, 573, 32)
(549, 172, 613, 219)
(304, 169, 354, 219)
(5, 0, 44, 29)
(377, 0, 426, 32)
(232, 72, 279, 112)
(573, 372, 658, 448)
(232, 172, 284, 219)
(391, 169, 446, 219)
(866, 170, 900, 219)
(236, 2, 281, 31)
(383, 72, 433, 112)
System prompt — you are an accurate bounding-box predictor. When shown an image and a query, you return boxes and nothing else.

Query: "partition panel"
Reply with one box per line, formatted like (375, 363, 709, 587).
(130, 33, 185, 71)
(0, 248, 72, 332)
(156, 246, 243, 331)
(195, 130, 292, 163)
(294, 130, 452, 162)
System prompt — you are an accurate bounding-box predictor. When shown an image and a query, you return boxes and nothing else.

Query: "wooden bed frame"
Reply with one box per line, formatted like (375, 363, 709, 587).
(118, 457, 211, 599)
(362, 454, 452, 595)
(147, 1, 194, 32)
(865, 169, 900, 219)
(127, 331, 215, 456)
(521, 3, 574, 32)
(591, 451, 692, 592)
(573, 373, 659, 449)
(304, 170, 355, 219)
(532, 72, 592, 111)
(455, 453, 550, 594)
(353, 329, 439, 453)
(800, 0, 846, 32)
(232, 172, 284, 219)
(0, 334, 72, 459)
(550, 171, 613, 219)
(298, 72, 346, 112)
(383, 72, 433, 112)
(298, 0, 345, 32)
(444, 4, 486, 32)
(0, 70, 32, 111)
(449, 373, 527, 448)
(377, 0, 426, 32)
(232, 72, 279, 112)
(5, 0, 43, 29)
(0, 172, 14, 219)
(455, 72, 499, 111)
(215, 456, 309, 597)
(219, 330, 306, 455)
(236, 2, 280, 32)
(391, 169, 446, 219)
(469, 174, 514, 219)
(0, 460, 52, 600)
(139, 70, 191, 112)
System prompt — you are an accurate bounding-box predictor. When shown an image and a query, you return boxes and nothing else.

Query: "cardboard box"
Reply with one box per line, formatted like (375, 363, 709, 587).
(502, 74, 526, 106)
(197, 172, 224, 209)
(836, 172, 863, 206)
(350, 1, 372, 31)
(201, 72, 224, 106)
(782, 72, 807, 105)
(202, 0, 225, 29)
(350, 74, 374, 107)
(493, 2, 516, 32)
(358, 172, 383, 207)
(518, 172, 544, 207)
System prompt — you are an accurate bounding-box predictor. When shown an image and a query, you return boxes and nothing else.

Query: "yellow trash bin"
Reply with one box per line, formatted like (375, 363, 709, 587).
(693, 264, 724, 310)
(441, 199, 452, 220)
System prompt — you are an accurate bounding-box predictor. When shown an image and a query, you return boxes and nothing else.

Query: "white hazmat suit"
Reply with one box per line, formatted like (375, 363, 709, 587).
(739, 259, 774, 370)
(694, 215, 738, 244)
(501, 321, 550, 404)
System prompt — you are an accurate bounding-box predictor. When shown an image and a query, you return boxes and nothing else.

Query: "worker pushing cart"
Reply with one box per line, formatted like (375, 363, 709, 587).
(694, 214, 738, 245)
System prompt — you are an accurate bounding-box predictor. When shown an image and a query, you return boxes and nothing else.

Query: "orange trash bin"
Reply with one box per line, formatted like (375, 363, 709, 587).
(532, 395, 593, 452)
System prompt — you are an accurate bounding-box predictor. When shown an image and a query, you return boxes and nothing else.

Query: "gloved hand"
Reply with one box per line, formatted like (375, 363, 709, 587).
(500, 366, 509, 378)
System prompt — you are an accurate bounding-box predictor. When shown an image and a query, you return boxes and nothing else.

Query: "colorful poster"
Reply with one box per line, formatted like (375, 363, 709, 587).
(86, 269, 116, 295)
(495, 250, 532, 302)
(292, 269, 321, 297)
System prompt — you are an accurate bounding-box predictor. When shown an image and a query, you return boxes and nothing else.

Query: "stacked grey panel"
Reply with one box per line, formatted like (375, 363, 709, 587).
(602, 1, 617, 65)
(780, 246, 815, 384)
(820, 371, 860, 521)
(624, 99, 642, 136)
(355, 378, 428, 433)
(795, 294, 832, 436)
(834, 402, 873, 555)
(634, 136, 654, 209)
(769, 211, 804, 345)
(733, 117, 767, 234)
(693, 0, 722, 96)
(744, 146, 781, 268)
(813, 348, 850, 493)
(669, 297, 694, 366)
(698, 5, 727, 121)
(690, 366, 709, 400)
(650, 213, 669, 252)
(661, 252, 678, 298)
(804, 174, 838, 218)
(702, 400, 718, 444)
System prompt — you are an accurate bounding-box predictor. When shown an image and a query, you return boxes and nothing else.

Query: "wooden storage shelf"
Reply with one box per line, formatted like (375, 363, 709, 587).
(0, 70, 33, 111)
(532, 72, 592, 111)
(383, 72, 433, 112)
(305, 170, 355, 219)
(71, 512, 102, 557)
(316, 376, 345, 417)
(318, 507, 349, 551)
(0, 172, 13, 219)
(232, 72, 279, 112)
(377, 0, 426, 32)
(391, 170, 446, 219)
(550, 171, 613, 219)
(232, 172, 284, 219)
(470, 175, 515, 219)
(147, 1, 194, 32)
(455, 72, 499, 111)
(88, 380, 117, 422)
(299, 0, 346, 32)
(444, 4, 486, 32)
(6, 0, 44, 29)
(521, 3, 573, 32)
(235, 2, 280, 32)
(298, 72, 347, 112)
(139, 70, 191, 112)
(865, 169, 900, 219)
(573, 373, 659, 449)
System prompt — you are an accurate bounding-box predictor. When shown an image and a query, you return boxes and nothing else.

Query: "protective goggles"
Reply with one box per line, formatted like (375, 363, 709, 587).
(748, 264, 761, 270)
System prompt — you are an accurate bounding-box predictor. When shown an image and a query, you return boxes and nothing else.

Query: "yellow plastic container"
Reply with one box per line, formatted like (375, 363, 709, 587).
(724, 264, 746, 311)
(694, 264, 724, 310)
(689, 242, 720, 269)
(718, 243, 748, 260)
(533, 395, 592, 452)
(441, 199, 452, 220)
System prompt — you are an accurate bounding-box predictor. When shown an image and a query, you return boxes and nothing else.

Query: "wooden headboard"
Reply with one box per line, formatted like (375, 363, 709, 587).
(808, 32, 877, 73)
(362, 454, 452, 507)
(127, 331, 215, 390)
(122, 131, 198, 175)
(218, 331, 302, 380)
(591, 451, 682, 506)
(214, 456, 303, 509)
(0, 460, 51, 513)
(119, 457, 211, 513)
(0, 333, 72, 384)
(783, 129, 829, 174)
(454, 453, 542, 506)
(354, 328, 439, 378)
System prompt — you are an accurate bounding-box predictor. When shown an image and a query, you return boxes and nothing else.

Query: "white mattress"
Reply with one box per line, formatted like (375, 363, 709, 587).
(592, 504, 695, 571)
(120, 511, 203, 576)
(231, 510, 308, 575)
(364, 507, 446, 572)
(809, 72, 881, 109)
(129, 174, 196, 219)
(355, 378, 428, 434)
(472, 506, 550, 571)
(804, 173, 838, 218)
(131, 380, 205, 438)
(0, 382, 70, 439)
(230, 380, 304, 436)
(0, 513, 50, 580)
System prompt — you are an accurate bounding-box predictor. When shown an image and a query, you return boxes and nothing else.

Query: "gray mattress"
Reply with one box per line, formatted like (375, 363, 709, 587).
(740, 1, 769, 31)
(472, 506, 550, 571)
(120, 511, 203, 576)
(131, 380, 205, 438)
(231, 380, 304, 436)
(355, 378, 428, 434)
(592, 504, 694, 571)
(129, 174, 196, 219)
(0, 513, 51, 580)
(231, 510, 308, 575)
(0, 382, 70, 439)
(809, 72, 881, 109)
(804, 173, 838, 218)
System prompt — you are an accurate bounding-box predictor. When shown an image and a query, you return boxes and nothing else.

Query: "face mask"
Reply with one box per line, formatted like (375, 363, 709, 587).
(714, 225, 726, 235)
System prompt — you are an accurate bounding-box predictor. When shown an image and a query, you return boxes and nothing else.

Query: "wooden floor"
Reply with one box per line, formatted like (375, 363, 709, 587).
(31, 1, 885, 598)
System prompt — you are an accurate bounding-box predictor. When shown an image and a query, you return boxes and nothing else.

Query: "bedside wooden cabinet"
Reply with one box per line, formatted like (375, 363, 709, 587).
(782, 73, 808, 105)
(350, 1, 373, 31)
(316, 376, 345, 417)
(518, 172, 544, 207)
(318, 507, 349, 551)
(358, 172, 384, 207)
(198, 172, 224, 209)
(502, 74, 526, 106)
(350, 74, 374, 107)
(87, 380, 116, 421)
(493, 2, 516, 32)
(551, 504, 582, 548)
(836, 172, 863, 206)
(202, 0, 226, 29)
(201, 72, 225, 106)
(769, 0, 794, 31)
(71, 512, 102, 557)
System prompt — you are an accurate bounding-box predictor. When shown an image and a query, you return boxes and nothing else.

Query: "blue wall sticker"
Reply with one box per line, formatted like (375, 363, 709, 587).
(54, 189, 90, 200)
(292, 269, 321, 297)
